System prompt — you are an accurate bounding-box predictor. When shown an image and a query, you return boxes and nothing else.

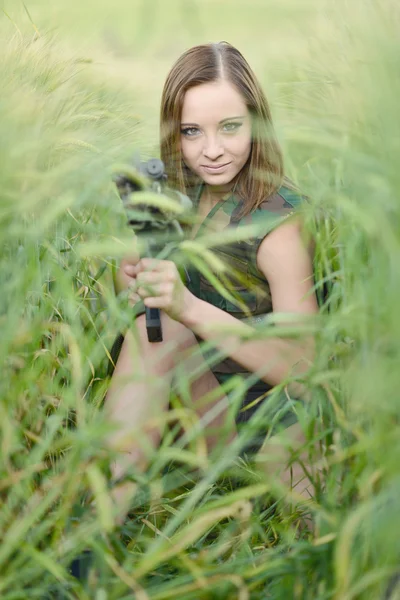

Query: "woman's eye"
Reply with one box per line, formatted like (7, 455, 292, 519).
(222, 122, 242, 132)
(180, 127, 200, 137)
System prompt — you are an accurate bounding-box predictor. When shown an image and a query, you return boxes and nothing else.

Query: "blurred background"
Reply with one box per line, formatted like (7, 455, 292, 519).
(1, 0, 348, 151)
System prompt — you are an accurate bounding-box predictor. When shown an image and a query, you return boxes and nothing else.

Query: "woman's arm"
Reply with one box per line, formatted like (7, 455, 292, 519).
(180, 219, 319, 395)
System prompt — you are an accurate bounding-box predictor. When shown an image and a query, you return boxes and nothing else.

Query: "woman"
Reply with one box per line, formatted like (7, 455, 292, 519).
(106, 42, 319, 520)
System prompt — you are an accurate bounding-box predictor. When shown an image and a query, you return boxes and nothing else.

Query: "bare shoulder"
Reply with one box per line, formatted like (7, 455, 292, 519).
(256, 217, 318, 314)
(256, 217, 308, 275)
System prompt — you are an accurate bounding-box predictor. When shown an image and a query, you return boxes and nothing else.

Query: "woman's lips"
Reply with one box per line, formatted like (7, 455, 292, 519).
(201, 162, 231, 174)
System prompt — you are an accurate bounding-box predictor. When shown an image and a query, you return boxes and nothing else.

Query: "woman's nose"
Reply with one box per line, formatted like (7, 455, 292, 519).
(203, 136, 224, 161)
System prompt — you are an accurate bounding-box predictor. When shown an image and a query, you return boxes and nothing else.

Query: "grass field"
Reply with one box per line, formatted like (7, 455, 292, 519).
(1, 0, 400, 598)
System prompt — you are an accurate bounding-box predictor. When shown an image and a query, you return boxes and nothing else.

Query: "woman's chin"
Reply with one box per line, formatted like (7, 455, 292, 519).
(201, 172, 235, 188)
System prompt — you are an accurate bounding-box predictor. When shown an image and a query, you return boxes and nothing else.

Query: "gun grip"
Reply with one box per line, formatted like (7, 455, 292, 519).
(145, 307, 163, 342)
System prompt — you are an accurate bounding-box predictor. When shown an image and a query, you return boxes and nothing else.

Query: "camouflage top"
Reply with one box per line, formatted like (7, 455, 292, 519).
(186, 182, 304, 378)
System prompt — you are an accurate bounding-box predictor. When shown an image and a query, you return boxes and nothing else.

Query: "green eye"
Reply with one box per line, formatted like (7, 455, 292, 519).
(181, 127, 199, 137)
(222, 122, 242, 132)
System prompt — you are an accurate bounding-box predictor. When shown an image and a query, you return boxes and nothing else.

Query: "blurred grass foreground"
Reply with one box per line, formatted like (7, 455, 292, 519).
(1, 0, 400, 598)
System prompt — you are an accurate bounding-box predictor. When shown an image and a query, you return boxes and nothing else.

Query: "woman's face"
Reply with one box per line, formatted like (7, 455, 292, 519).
(180, 79, 252, 190)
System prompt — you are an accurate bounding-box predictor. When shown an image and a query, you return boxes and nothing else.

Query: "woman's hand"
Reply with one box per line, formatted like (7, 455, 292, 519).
(134, 258, 196, 322)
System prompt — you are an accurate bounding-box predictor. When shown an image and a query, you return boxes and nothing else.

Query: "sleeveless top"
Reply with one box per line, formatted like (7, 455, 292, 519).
(186, 182, 304, 380)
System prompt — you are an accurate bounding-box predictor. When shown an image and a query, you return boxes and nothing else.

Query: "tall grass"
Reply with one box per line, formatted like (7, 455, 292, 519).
(1, 1, 399, 598)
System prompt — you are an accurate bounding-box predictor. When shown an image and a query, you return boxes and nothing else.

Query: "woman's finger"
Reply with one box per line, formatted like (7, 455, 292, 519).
(128, 279, 137, 291)
(137, 282, 173, 299)
(143, 296, 169, 309)
(136, 270, 175, 286)
(123, 263, 139, 277)
(137, 284, 157, 299)
(121, 252, 140, 268)
(138, 258, 162, 272)
(138, 258, 175, 273)
(128, 291, 141, 307)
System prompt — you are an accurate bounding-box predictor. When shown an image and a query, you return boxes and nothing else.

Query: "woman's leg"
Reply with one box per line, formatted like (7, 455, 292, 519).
(105, 313, 322, 524)
(104, 312, 232, 520)
(258, 423, 316, 496)
(256, 421, 325, 533)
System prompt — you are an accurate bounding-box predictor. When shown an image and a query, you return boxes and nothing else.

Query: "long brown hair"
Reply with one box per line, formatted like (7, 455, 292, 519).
(160, 41, 284, 217)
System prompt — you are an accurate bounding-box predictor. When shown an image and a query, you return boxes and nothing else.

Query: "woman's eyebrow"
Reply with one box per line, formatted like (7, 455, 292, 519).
(180, 116, 246, 126)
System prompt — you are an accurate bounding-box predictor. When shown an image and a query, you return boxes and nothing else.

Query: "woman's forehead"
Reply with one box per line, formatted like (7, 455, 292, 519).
(181, 80, 248, 124)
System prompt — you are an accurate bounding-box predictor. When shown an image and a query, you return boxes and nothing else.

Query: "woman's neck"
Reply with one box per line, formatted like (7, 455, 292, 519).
(202, 182, 235, 205)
